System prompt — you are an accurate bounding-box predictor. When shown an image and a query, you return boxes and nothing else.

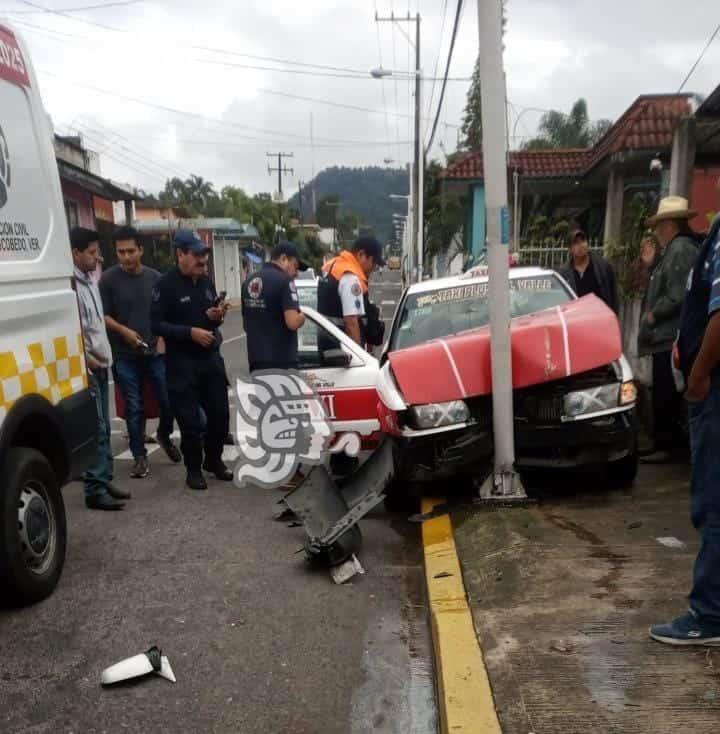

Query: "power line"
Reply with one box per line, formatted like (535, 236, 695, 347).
(68, 123, 183, 182)
(374, 0, 392, 161)
(2, 0, 142, 13)
(39, 69, 411, 146)
(425, 0, 462, 152)
(678, 21, 720, 92)
(256, 88, 459, 126)
(72, 118, 192, 180)
(425, 0, 448, 126)
(15, 0, 127, 31)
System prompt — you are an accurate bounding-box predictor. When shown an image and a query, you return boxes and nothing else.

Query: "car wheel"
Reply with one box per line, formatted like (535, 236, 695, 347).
(607, 450, 639, 487)
(0, 448, 67, 606)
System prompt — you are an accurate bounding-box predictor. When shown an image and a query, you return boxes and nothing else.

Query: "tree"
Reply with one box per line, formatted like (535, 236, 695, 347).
(423, 159, 466, 260)
(524, 98, 613, 150)
(460, 56, 482, 150)
(316, 195, 340, 229)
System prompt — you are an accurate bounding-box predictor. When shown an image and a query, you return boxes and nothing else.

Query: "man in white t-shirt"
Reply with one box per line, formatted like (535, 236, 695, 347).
(317, 236, 385, 345)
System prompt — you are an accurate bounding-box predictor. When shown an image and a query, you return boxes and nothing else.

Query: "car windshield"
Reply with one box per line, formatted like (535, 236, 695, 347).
(390, 274, 571, 351)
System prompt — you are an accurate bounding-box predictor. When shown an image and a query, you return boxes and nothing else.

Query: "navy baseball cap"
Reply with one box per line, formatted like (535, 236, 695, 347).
(174, 229, 210, 254)
(271, 241, 309, 271)
(353, 236, 385, 267)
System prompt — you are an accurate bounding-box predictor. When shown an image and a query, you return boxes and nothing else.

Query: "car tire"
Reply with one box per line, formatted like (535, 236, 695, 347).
(0, 448, 67, 606)
(383, 478, 420, 513)
(607, 450, 639, 487)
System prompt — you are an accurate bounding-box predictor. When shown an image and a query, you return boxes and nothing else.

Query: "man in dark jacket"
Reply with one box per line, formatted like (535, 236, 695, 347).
(558, 229, 619, 313)
(650, 210, 720, 645)
(638, 196, 699, 463)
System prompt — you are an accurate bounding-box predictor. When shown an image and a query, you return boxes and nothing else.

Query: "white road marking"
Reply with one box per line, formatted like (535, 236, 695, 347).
(115, 445, 161, 461)
(381, 300, 396, 306)
(224, 334, 247, 344)
(438, 339, 467, 398)
(555, 306, 572, 376)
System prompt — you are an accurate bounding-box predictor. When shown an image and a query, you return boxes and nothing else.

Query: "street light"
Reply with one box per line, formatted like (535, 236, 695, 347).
(370, 14, 423, 284)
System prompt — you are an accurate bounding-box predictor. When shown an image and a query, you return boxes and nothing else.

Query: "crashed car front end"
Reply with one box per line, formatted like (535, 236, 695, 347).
(377, 292, 638, 483)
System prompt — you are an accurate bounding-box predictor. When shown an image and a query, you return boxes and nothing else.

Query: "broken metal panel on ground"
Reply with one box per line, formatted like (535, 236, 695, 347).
(284, 439, 395, 566)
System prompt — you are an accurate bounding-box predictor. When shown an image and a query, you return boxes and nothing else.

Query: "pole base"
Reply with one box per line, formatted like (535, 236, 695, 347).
(475, 468, 529, 504)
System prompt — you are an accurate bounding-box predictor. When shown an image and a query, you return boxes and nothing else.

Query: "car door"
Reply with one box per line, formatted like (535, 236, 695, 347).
(298, 306, 381, 443)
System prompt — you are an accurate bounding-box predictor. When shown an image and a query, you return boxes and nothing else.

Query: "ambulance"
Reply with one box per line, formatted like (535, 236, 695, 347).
(0, 22, 96, 604)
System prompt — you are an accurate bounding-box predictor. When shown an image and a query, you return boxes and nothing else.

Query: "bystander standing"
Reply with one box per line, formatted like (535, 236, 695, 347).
(151, 230, 231, 491)
(100, 226, 181, 479)
(639, 197, 699, 463)
(71, 227, 126, 511)
(650, 204, 720, 645)
(558, 228, 619, 313)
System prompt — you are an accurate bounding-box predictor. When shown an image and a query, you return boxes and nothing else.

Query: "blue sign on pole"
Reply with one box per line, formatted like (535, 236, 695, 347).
(500, 206, 510, 246)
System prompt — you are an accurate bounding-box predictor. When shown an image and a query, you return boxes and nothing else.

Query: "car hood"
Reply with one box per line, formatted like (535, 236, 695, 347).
(387, 294, 622, 406)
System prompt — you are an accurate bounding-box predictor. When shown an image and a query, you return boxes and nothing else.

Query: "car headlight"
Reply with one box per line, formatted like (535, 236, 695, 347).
(620, 380, 637, 405)
(409, 400, 470, 429)
(563, 383, 621, 418)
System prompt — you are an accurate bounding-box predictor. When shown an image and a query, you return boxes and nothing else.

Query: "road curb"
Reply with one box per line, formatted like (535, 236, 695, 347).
(421, 497, 502, 734)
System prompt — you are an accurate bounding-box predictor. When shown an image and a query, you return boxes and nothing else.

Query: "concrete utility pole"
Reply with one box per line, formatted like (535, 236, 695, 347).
(266, 152, 294, 243)
(477, 0, 526, 500)
(375, 11, 423, 282)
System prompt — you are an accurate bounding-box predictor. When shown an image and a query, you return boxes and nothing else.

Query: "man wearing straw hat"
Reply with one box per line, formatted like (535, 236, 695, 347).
(638, 196, 699, 464)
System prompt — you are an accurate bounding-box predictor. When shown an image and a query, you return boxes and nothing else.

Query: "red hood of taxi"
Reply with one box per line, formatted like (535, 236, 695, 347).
(387, 294, 622, 405)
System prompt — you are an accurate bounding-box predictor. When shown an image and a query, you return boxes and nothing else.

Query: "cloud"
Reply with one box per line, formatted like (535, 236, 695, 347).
(6, 0, 719, 196)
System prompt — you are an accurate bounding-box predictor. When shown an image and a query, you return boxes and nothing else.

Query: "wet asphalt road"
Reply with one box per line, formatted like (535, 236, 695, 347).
(0, 270, 438, 734)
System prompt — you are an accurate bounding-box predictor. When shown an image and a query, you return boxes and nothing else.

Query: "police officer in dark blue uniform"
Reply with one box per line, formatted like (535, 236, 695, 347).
(242, 242, 308, 373)
(151, 230, 232, 491)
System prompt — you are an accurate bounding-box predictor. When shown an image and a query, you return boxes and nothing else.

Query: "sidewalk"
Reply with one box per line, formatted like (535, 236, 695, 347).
(453, 464, 720, 734)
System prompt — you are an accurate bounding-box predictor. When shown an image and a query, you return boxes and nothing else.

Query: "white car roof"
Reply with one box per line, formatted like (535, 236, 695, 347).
(406, 266, 556, 295)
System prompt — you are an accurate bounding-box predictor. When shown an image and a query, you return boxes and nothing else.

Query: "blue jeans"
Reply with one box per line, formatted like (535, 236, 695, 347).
(84, 368, 113, 499)
(688, 380, 720, 623)
(113, 354, 174, 459)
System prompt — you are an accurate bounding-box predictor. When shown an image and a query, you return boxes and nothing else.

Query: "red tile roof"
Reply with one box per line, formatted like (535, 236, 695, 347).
(441, 94, 694, 181)
(587, 94, 692, 170)
(442, 148, 589, 180)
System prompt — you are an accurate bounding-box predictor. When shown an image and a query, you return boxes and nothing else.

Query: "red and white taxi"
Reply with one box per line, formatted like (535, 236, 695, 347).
(298, 266, 638, 495)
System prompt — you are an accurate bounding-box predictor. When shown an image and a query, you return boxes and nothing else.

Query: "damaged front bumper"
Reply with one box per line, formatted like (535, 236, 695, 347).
(393, 406, 636, 482)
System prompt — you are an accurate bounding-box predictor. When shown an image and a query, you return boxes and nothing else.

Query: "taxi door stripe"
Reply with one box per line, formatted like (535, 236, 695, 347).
(556, 306, 572, 376)
(439, 339, 468, 398)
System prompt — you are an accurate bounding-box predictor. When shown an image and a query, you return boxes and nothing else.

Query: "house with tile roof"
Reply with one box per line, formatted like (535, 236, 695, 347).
(441, 89, 720, 264)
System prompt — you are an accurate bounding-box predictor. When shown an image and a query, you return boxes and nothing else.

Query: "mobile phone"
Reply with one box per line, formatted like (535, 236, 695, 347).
(214, 290, 227, 307)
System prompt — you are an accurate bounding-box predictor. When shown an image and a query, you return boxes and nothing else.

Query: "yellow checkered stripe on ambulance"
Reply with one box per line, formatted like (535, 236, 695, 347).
(0, 334, 88, 422)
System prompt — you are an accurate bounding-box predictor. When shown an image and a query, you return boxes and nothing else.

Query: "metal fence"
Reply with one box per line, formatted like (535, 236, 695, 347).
(516, 239, 605, 271)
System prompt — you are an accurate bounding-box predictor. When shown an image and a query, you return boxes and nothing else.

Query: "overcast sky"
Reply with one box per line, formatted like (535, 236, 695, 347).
(4, 0, 719, 197)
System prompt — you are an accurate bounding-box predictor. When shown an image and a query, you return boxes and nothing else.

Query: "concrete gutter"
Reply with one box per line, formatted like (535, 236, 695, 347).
(421, 497, 502, 734)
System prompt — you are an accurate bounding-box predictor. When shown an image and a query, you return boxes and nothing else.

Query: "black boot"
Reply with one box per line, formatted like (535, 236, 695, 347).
(186, 472, 208, 491)
(202, 460, 234, 481)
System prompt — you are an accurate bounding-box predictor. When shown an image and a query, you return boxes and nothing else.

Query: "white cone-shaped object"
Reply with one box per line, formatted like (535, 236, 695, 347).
(101, 646, 175, 685)
(101, 653, 155, 685)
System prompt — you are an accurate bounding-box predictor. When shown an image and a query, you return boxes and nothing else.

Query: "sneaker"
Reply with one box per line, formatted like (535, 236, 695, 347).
(650, 611, 720, 646)
(130, 456, 150, 479)
(86, 494, 125, 511)
(106, 482, 131, 500)
(202, 461, 234, 481)
(186, 472, 208, 491)
(157, 435, 182, 464)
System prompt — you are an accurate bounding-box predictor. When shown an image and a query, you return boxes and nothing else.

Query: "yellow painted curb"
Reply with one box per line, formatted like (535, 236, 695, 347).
(421, 498, 502, 734)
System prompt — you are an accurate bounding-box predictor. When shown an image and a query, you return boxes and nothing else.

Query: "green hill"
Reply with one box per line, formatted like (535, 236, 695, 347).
(289, 166, 409, 244)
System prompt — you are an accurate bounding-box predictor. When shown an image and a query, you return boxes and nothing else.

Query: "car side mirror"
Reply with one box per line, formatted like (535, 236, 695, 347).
(321, 348, 351, 368)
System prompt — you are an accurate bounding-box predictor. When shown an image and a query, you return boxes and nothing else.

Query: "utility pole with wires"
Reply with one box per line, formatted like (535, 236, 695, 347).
(266, 152, 294, 243)
(375, 11, 423, 282)
(477, 0, 526, 501)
